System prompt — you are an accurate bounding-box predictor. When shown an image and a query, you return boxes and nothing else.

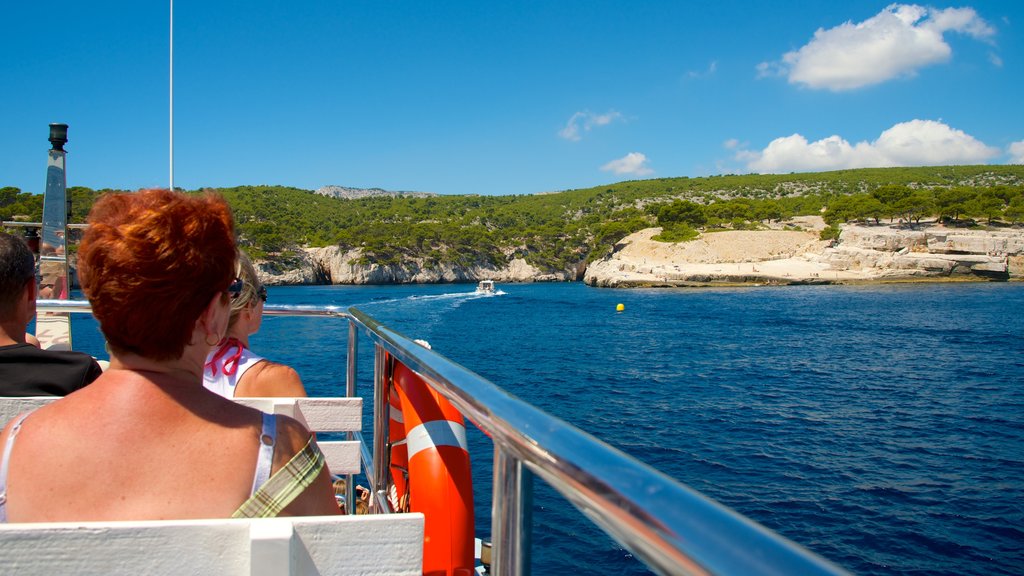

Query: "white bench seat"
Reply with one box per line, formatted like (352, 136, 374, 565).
(0, 396, 415, 575)
(0, 513, 424, 575)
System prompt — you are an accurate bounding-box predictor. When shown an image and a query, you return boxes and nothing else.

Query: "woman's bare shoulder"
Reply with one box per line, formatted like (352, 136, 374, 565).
(270, 413, 341, 517)
(238, 361, 307, 397)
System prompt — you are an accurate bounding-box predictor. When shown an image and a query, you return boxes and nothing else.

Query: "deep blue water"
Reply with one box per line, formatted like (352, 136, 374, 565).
(70, 282, 1024, 575)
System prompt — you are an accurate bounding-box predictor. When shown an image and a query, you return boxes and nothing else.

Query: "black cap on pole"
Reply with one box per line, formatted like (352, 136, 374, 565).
(49, 123, 68, 151)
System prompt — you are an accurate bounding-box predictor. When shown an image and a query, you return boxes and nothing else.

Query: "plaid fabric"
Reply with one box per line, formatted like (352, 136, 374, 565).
(232, 436, 325, 518)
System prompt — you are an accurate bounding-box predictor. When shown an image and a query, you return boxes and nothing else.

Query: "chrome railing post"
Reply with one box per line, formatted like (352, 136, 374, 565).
(346, 319, 358, 398)
(371, 343, 391, 513)
(491, 447, 533, 576)
(344, 319, 358, 514)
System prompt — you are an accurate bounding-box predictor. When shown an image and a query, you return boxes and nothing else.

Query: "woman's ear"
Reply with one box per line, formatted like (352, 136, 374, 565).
(199, 292, 229, 344)
(22, 278, 37, 318)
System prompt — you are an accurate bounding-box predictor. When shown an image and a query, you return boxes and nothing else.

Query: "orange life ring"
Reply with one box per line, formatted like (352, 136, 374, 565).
(390, 359, 475, 576)
(388, 367, 410, 512)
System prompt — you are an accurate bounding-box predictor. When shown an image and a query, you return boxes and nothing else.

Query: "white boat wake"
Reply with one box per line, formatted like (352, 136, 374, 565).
(356, 288, 505, 309)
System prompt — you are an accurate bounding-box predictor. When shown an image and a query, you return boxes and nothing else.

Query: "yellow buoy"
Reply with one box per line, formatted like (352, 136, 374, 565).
(616, 303, 625, 312)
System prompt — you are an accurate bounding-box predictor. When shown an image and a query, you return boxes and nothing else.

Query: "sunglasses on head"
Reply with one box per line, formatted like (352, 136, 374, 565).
(226, 278, 244, 299)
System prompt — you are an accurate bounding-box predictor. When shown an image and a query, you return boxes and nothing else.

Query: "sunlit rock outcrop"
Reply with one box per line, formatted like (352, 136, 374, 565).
(584, 220, 1024, 288)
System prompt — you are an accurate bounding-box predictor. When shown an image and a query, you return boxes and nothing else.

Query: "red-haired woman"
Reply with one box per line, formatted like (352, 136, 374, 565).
(0, 189, 339, 521)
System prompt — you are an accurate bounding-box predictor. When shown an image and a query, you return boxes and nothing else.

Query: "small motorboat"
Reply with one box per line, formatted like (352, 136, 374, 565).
(476, 279, 495, 293)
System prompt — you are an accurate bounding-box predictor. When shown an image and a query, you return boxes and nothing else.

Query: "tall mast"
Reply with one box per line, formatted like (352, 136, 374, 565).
(169, 0, 174, 191)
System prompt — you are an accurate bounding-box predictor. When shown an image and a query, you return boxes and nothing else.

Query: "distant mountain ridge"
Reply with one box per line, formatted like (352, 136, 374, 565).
(315, 185, 437, 200)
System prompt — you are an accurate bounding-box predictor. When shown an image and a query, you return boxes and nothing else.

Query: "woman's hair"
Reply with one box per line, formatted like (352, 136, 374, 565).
(228, 250, 263, 329)
(78, 189, 236, 360)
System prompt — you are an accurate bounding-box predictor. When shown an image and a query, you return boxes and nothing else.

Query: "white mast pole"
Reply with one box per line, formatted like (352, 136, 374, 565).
(169, 0, 174, 191)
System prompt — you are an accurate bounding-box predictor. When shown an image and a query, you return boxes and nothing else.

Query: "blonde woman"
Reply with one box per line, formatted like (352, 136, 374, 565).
(204, 251, 307, 398)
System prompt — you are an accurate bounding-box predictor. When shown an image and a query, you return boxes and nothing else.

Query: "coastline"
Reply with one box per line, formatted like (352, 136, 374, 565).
(583, 217, 1024, 288)
(254, 216, 1024, 288)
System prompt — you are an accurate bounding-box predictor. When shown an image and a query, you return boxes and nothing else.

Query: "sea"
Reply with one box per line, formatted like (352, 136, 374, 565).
(68, 281, 1024, 576)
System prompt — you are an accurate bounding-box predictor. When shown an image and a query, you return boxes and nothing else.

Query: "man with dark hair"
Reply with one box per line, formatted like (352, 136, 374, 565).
(0, 231, 102, 395)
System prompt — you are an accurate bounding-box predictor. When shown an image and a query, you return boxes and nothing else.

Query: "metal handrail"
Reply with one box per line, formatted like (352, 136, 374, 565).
(37, 300, 848, 576)
(344, 307, 848, 576)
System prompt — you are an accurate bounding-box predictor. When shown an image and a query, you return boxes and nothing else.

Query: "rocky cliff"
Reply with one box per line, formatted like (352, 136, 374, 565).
(256, 220, 1023, 287)
(584, 219, 1024, 287)
(813, 225, 1024, 281)
(256, 245, 581, 285)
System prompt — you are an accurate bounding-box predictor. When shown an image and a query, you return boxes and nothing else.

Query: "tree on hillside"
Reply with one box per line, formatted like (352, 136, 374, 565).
(657, 200, 707, 227)
(754, 199, 784, 223)
(0, 187, 43, 222)
(0, 187, 20, 206)
(824, 194, 884, 224)
(706, 199, 754, 224)
(857, 195, 886, 224)
(871, 184, 911, 222)
(988, 185, 1020, 205)
(935, 187, 974, 224)
(966, 190, 1004, 225)
(1005, 197, 1024, 225)
(894, 191, 936, 225)
(823, 196, 855, 225)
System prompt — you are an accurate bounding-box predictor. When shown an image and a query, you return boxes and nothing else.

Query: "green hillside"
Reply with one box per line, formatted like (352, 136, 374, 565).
(3, 165, 1023, 272)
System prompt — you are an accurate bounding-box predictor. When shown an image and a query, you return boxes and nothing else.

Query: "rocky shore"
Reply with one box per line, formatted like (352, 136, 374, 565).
(257, 247, 580, 285)
(255, 216, 1024, 288)
(583, 217, 1024, 287)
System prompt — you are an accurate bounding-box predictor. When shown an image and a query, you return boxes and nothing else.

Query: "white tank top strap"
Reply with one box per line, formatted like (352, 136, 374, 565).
(0, 411, 34, 523)
(250, 412, 277, 496)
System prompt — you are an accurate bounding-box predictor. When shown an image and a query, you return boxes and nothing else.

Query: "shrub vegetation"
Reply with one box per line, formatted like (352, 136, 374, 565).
(3, 166, 1022, 272)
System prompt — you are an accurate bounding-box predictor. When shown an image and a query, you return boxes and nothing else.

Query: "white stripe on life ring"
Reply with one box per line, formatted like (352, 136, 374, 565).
(390, 408, 404, 424)
(406, 420, 468, 459)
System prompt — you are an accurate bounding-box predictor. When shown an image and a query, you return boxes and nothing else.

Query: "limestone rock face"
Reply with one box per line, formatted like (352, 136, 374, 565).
(838, 226, 928, 252)
(925, 231, 1024, 255)
(818, 224, 1020, 280)
(256, 247, 577, 285)
(1010, 256, 1024, 277)
(583, 221, 1024, 288)
(254, 250, 325, 285)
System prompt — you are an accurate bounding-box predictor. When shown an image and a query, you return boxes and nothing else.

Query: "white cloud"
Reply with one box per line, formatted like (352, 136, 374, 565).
(1009, 141, 1024, 164)
(558, 110, 624, 141)
(687, 60, 718, 78)
(758, 4, 996, 91)
(989, 52, 1003, 67)
(755, 61, 784, 79)
(723, 138, 740, 150)
(601, 152, 653, 176)
(738, 120, 1000, 173)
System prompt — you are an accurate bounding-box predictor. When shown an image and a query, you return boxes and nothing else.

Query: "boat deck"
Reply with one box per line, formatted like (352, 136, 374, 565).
(0, 299, 850, 575)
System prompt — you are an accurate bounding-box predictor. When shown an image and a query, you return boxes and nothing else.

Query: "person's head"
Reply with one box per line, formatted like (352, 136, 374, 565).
(77, 189, 237, 360)
(228, 250, 266, 331)
(0, 231, 36, 321)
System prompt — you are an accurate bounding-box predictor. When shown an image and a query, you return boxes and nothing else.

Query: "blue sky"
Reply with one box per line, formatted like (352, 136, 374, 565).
(2, 1, 1022, 196)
